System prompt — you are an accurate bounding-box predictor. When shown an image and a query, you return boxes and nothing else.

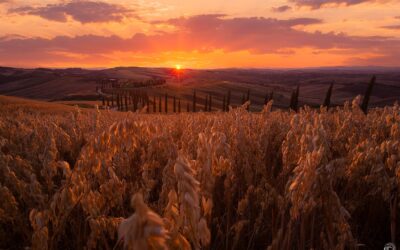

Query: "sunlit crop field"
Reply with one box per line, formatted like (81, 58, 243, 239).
(0, 96, 399, 250)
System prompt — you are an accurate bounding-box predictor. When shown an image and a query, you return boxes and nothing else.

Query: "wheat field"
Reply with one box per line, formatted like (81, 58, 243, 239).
(0, 95, 399, 249)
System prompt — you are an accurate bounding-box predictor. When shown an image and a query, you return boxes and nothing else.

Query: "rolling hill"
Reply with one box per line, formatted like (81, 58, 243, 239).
(0, 66, 399, 109)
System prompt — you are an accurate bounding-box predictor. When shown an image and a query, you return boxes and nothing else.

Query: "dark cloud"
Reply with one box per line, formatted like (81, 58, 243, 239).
(346, 46, 400, 66)
(272, 5, 292, 12)
(0, 14, 399, 66)
(164, 15, 323, 35)
(9, 1, 134, 23)
(381, 25, 400, 29)
(290, 0, 380, 9)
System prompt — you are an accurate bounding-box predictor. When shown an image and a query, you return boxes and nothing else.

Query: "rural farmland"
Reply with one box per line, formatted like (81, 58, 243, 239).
(1, 0, 400, 249)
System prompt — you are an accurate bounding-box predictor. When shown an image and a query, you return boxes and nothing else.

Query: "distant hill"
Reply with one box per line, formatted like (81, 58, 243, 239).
(0, 66, 399, 108)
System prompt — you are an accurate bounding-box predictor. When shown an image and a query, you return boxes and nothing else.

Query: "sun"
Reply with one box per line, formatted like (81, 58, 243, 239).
(175, 64, 182, 70)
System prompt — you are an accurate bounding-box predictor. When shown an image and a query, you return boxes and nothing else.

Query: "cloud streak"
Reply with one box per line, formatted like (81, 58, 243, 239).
(9, 1, 135, 23)
(272, 5, 292, 12)
(290, 0, 386, 9)
(381, 25, 400, 29)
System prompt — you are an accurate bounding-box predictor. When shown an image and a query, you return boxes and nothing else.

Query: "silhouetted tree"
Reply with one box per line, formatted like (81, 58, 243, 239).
(246, 89, 250, 111)
(361, 76, 376, 114)
(289, 91, 296, 111)
(269, 91, 274, 102)
(227, 90, 231, 110)
(159, 96, 162, 112)
(204, 94, 208, 112)
(173, 96, 176, 113)
(323, 82, 334, 109)
(289, 85, 300, 112)
(193, 90, 197, 112)
(165, 93, 168, 113)
(133, 96, 137, 111)
(264, 92, 269, 105)
(209, 95, 212, 112)
(124, 95, 128, 111)
(153, 96, 156, 113)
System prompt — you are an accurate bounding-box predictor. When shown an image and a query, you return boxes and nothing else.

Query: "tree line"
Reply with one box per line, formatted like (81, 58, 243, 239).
(98, 76, 378, 114)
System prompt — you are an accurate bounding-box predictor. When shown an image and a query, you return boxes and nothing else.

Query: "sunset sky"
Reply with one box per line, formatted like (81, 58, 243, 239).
(0, 0, 399, 68)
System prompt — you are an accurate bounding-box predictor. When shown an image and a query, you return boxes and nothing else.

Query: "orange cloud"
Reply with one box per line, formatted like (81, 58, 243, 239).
(9, 1, 135, 23)
(271, 5, 293, 12)
(381, 25, 400, 29)
(0, 14, 399, 67)
(290, 0, 397, 9)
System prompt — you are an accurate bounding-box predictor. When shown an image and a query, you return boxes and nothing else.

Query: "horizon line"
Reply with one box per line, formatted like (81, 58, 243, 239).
(1, 65, 400, 71)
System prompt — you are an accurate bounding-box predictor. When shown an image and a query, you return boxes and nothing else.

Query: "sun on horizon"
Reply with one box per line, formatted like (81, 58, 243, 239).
(0, 0, 399, 68)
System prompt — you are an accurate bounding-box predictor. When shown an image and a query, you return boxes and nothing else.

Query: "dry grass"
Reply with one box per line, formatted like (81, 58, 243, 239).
(0, 95, 399, 249)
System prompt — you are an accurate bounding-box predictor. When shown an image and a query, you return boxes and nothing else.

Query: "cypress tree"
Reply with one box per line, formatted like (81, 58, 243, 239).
(246, 89, 250, 111)
(120, 94, 123, 111)
(124, 95, 128, 111)
(173, 96, 176, 113)
(117, 94, 120, 110)
(204, 94, 208, 112)
(289, 91, 295, 111)
(209, 95, 212, 112)
(268, 91, 274, 110)
(153, 96, 156, 113)
(193, 90, 197, 112)
(165, 93, 168, 113)
(289, 85, 300, 112)
(361, 76, 376, 114)
(323, 82, 334, 109)
(264, 92, 269, 105)
(227, 90, 231, 110)
(159, 96, 162, 112)
(133, 96, 137, 111)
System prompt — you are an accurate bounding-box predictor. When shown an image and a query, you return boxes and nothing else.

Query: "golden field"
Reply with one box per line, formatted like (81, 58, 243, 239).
(0, 95, 399, 249)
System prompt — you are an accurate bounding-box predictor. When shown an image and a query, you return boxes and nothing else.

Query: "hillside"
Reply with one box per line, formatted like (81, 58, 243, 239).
(0, 67, 399, 108)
